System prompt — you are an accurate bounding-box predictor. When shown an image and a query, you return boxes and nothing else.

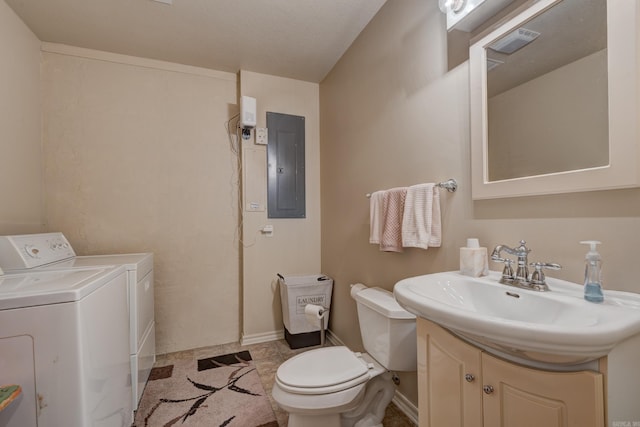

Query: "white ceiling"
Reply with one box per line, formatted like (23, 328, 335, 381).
(5, 0, 387, 83)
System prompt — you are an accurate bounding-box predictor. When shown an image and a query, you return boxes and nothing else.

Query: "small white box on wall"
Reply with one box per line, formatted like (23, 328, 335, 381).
(240, 96, 257, 129)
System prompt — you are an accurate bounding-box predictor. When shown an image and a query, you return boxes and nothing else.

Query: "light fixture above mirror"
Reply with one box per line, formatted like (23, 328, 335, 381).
(442, 0, 516, 31)
(439, 0, 466, 13)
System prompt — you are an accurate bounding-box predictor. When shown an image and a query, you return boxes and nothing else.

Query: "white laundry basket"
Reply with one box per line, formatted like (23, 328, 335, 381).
(278, 274, 333, 349)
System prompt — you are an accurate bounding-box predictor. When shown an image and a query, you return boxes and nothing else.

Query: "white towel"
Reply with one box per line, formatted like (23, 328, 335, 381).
(401, 183, 441, 249)
(369, 191, 385, 244)
(380, 187, 407, 252)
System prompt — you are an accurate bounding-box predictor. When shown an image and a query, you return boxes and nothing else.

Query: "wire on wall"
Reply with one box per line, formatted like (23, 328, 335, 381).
(224, 113, 257, 248)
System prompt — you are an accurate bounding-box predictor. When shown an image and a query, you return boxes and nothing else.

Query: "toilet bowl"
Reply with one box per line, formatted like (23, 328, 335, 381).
(272, 285, 416, 427)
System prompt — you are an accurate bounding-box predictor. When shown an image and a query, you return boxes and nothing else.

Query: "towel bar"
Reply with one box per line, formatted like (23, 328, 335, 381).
(436, 178, 458, 192)
(366, 178, 457, 198)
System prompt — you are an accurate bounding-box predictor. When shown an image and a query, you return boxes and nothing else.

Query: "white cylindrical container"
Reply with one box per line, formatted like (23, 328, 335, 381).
(460, 238, 489, 277)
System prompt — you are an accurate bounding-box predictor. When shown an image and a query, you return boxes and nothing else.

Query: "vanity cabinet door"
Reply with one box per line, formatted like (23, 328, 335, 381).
(481, 352, 605, 427)
(417, 318, 483, 427)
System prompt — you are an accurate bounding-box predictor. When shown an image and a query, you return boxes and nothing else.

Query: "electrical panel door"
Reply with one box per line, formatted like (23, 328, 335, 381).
(267, 112, 305, 218)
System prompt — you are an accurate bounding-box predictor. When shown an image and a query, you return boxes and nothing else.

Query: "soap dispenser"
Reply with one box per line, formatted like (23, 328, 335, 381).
(580, 240, 604, 303)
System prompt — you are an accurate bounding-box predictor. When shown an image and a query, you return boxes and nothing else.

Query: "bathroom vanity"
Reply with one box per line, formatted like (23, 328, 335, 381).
(394, 271, 640, 427)
(417, 318, 604, 426)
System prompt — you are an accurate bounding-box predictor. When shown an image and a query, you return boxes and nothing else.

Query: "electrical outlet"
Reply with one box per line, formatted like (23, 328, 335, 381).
(255, 127, 268, 145)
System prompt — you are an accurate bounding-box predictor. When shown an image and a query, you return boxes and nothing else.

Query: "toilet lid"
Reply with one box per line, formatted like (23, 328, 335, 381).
(276, 346, 370, 393)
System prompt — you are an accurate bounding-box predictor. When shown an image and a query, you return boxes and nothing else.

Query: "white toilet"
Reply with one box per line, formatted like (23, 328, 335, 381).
(272, 284, 417, 427)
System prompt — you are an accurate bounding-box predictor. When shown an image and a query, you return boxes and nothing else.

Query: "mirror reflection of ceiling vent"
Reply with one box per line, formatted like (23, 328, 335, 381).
(486, 57, 504, 71)
(489, 27, 540, 54)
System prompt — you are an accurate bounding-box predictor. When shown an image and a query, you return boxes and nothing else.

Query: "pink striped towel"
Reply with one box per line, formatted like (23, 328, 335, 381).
(379, 187, 407, 252)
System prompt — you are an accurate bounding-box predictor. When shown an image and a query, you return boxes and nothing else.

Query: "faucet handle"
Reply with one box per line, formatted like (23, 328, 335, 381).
(498, 258, 515, 283)
(529, 262, 562, 290)
(530, 262, 561, 272)
(543, 262, 561, 270)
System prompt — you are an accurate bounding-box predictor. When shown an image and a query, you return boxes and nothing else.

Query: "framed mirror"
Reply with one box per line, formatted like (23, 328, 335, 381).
(470, 0, 640, 199)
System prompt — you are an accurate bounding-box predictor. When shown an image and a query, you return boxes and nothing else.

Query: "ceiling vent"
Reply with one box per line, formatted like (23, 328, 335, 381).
(489, 27, 540, 54)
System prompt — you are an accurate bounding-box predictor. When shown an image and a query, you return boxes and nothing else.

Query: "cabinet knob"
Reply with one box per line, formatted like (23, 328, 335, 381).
(483, 385, 494, 394)
(464, 374, 475, 383)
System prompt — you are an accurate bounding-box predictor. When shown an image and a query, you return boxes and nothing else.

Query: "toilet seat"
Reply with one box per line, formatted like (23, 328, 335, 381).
(276, 346, 372, 395)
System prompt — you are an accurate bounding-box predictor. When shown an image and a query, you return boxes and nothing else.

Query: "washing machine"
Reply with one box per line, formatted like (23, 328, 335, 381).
(0, 264, 131, 427)
(0, 233, 155, 412)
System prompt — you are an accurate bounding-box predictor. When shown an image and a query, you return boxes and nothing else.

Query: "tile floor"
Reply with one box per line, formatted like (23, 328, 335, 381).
(152, 339, 417, 427)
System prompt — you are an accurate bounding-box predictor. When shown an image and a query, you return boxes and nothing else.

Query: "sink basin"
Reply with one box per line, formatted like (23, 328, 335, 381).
(393, 271, 640, 365)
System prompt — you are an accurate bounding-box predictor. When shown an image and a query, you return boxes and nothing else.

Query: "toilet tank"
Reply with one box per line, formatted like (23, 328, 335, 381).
(352, 286, 417, 371)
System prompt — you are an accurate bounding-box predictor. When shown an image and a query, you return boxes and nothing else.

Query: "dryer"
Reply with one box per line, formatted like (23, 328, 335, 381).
(51, 252, 155, 410)
(0, 233, 155, 412)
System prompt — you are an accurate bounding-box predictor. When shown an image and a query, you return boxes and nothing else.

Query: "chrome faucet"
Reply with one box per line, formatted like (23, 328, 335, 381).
(491, 240, 561, 291)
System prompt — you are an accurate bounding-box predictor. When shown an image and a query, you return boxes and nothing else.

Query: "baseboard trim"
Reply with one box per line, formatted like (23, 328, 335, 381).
(392, 390, 419, 426)
(240, 329, 284, 346)
(326, 329, 345, 346)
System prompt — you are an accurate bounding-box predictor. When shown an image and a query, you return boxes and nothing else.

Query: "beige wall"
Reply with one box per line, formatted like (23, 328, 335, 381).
(320, 0, 640, 405)
(239, 70, 321, 342)
(41, 45, 240, 354)
(0, 0, 44, 234)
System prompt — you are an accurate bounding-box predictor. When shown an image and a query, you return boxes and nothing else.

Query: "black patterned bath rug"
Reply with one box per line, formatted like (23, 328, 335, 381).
(134, 351, 278, 427)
